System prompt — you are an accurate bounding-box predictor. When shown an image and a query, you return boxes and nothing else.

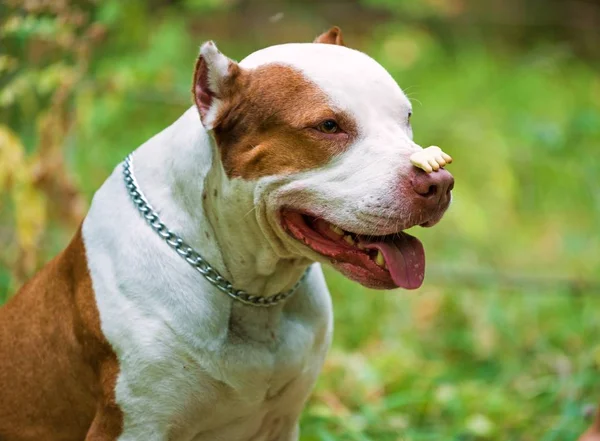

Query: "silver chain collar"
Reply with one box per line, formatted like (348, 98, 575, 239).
(122, 154, 308, 307)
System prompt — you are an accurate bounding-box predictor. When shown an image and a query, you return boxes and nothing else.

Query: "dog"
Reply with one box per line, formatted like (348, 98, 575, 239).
(0, 27, 454, 440)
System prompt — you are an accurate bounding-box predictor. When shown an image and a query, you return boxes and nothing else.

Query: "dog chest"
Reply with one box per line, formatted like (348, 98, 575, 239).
(110, 298, 330, 440)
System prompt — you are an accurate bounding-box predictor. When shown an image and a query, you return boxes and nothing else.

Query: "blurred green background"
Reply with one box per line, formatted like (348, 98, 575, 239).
(1, 0, 599, 439)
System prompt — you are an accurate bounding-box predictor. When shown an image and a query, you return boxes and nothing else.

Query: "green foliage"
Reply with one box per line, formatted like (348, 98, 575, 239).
(370, 34, 600, 277)
(1, 0, 599, 439)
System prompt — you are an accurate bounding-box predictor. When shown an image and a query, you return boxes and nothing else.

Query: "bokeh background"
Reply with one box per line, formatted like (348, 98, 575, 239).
(1, 0, 600, 439)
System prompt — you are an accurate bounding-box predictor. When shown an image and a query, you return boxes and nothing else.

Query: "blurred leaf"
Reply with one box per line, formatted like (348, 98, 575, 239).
(0, 125, 46, 283)
(0, 125, 23, 189)
(2, 14, 58, 39)
(184, 0, 235, 12)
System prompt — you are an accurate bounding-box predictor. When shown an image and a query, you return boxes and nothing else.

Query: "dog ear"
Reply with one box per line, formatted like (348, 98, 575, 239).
(314, 26, 345, 46)
(192, 41, 240, 130)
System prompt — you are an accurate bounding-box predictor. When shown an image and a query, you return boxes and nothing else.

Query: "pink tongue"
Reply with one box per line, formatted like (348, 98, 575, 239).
(365, 233, 425, 290)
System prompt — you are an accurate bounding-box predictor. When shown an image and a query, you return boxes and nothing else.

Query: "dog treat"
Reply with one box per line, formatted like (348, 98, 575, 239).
(410, 146, 453, 173)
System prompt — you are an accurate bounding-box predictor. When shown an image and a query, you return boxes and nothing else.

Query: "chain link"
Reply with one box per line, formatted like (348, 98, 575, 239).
(122, 154, 308, 307)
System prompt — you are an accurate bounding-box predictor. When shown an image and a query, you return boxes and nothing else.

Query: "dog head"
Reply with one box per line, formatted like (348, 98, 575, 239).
(193, 27, 454, 290)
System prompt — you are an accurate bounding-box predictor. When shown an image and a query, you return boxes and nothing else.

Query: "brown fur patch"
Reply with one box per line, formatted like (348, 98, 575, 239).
(314, 26, 345, 46)
(204, 63, 357, 180)
(0, 228, 123, 440)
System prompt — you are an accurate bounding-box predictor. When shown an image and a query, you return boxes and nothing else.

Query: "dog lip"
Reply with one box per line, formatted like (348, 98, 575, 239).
(279, 207, 428, 240)
(419, 213, 444, 228)
(351, 211, 443, 235)
(279, 208, 426, 289)
(286, 210, 420, 237)
(280, 209, 393, 279)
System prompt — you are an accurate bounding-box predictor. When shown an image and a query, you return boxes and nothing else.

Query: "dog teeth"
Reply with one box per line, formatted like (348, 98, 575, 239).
(329, 224, 344, 236)
(343, 235, 355, 245)
(357, 242, 366, 250)
(375, 250, 385, 267)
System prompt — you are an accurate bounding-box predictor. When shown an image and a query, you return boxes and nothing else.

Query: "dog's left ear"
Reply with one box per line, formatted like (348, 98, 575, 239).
(313, 26, 345, 46)
(193, 41, 241, 130)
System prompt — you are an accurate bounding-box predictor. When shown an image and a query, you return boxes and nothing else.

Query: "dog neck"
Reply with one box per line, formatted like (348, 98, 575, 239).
(130, 106, 309, 298)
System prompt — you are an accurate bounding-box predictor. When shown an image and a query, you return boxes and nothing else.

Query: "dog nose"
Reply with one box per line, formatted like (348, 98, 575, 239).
(410, 168, 454, 205)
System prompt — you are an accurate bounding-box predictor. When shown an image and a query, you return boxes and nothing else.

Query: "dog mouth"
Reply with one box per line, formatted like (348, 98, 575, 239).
(281, 210, 425, 290)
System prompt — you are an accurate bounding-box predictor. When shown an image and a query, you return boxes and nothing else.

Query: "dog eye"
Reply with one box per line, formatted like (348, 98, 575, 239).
(316, 119, 339, 134)
(407, 111, 412, 123)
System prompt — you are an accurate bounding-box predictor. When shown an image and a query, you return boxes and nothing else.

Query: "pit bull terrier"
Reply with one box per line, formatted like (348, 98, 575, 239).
(0, 27, 454, 440)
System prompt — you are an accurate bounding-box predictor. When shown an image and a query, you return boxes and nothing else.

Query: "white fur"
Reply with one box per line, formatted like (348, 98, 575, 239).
(84, 107, 332, 440)
(83, 42, 429, 440)
(198, 41, 232, 130)
(200, 42, 230, 92)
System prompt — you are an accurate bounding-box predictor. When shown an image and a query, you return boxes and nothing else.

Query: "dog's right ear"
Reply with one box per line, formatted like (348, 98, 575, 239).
(193, 41, 240, 130)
